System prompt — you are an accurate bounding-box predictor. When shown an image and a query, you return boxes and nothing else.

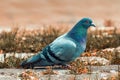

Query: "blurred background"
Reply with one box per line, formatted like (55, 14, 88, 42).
(0, 0, 120, 29)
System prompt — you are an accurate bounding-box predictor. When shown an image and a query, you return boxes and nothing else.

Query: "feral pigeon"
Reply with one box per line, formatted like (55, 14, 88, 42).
(20, 18, 95, 68)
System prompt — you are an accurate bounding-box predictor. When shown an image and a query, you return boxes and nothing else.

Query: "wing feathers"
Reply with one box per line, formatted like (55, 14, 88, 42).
(21, 37, 77, 68)
(47, 46, 67, 62)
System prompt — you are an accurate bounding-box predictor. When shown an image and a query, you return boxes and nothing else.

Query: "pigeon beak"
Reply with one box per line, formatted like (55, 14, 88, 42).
(91, 23, 96, 27)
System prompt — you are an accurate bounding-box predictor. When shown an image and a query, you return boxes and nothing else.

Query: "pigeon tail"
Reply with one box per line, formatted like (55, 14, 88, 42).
(20, 52, 43, 68)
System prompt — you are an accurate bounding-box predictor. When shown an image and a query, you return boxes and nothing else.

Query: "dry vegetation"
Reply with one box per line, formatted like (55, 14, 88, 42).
(0, 24, 120, 68)
(0, 26, 119, 53)
(0, 22, 119, 80)
(0, 21, 120, 76)
(0, 26, 61, 53)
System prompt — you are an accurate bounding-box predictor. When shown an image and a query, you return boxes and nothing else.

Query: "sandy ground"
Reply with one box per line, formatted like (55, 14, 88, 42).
(0, 65, 119, 80)
(0, 0, 120, 27)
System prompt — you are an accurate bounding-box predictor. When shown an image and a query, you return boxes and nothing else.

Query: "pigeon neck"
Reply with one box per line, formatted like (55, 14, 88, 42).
(68, 24, 88, 43)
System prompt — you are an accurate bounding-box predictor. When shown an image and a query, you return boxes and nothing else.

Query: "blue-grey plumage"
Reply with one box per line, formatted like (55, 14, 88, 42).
(20, 18, 95, 68)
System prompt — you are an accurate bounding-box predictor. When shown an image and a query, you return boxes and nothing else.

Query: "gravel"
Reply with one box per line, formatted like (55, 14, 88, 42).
(0, 65, 119, 80)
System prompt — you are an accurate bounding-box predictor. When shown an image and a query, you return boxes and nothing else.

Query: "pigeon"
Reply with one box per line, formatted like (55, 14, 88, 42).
(20, 18, 95, 68)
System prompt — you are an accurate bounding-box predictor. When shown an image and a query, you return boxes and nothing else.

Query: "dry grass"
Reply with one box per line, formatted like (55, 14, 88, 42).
(0, 24, 119, 69)
(19, 70, 39, 80)
(0, 56, 25, 68)
(86, 30, 120, 52)
(104, 19, 115, 27)
(0, 25, 119, 53)
(69, 59, 89, 74)
(0, 26, 61, 53)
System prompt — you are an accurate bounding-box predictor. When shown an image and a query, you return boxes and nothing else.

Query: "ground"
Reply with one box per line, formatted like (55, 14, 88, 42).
(0, 65, 119, 80)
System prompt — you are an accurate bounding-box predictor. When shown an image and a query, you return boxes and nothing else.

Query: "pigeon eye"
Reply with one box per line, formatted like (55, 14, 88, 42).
(85, 21, 89, 24)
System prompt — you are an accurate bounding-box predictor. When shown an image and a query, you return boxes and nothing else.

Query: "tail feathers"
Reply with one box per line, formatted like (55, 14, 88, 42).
(20, 49, 57, 68)
(20, 59, 54, 68)
(20, 60, 34, 69)
(20, 52, 42, 68)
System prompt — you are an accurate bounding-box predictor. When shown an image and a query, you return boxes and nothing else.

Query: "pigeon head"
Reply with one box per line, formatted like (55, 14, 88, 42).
(80, 18, 96, 28)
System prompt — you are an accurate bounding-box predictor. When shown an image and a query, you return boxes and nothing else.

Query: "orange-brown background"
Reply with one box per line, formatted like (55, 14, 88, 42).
(0, 0, 120, 27)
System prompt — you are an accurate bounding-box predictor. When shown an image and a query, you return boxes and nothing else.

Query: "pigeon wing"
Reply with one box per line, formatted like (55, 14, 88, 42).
(47, 38, 77, 64)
